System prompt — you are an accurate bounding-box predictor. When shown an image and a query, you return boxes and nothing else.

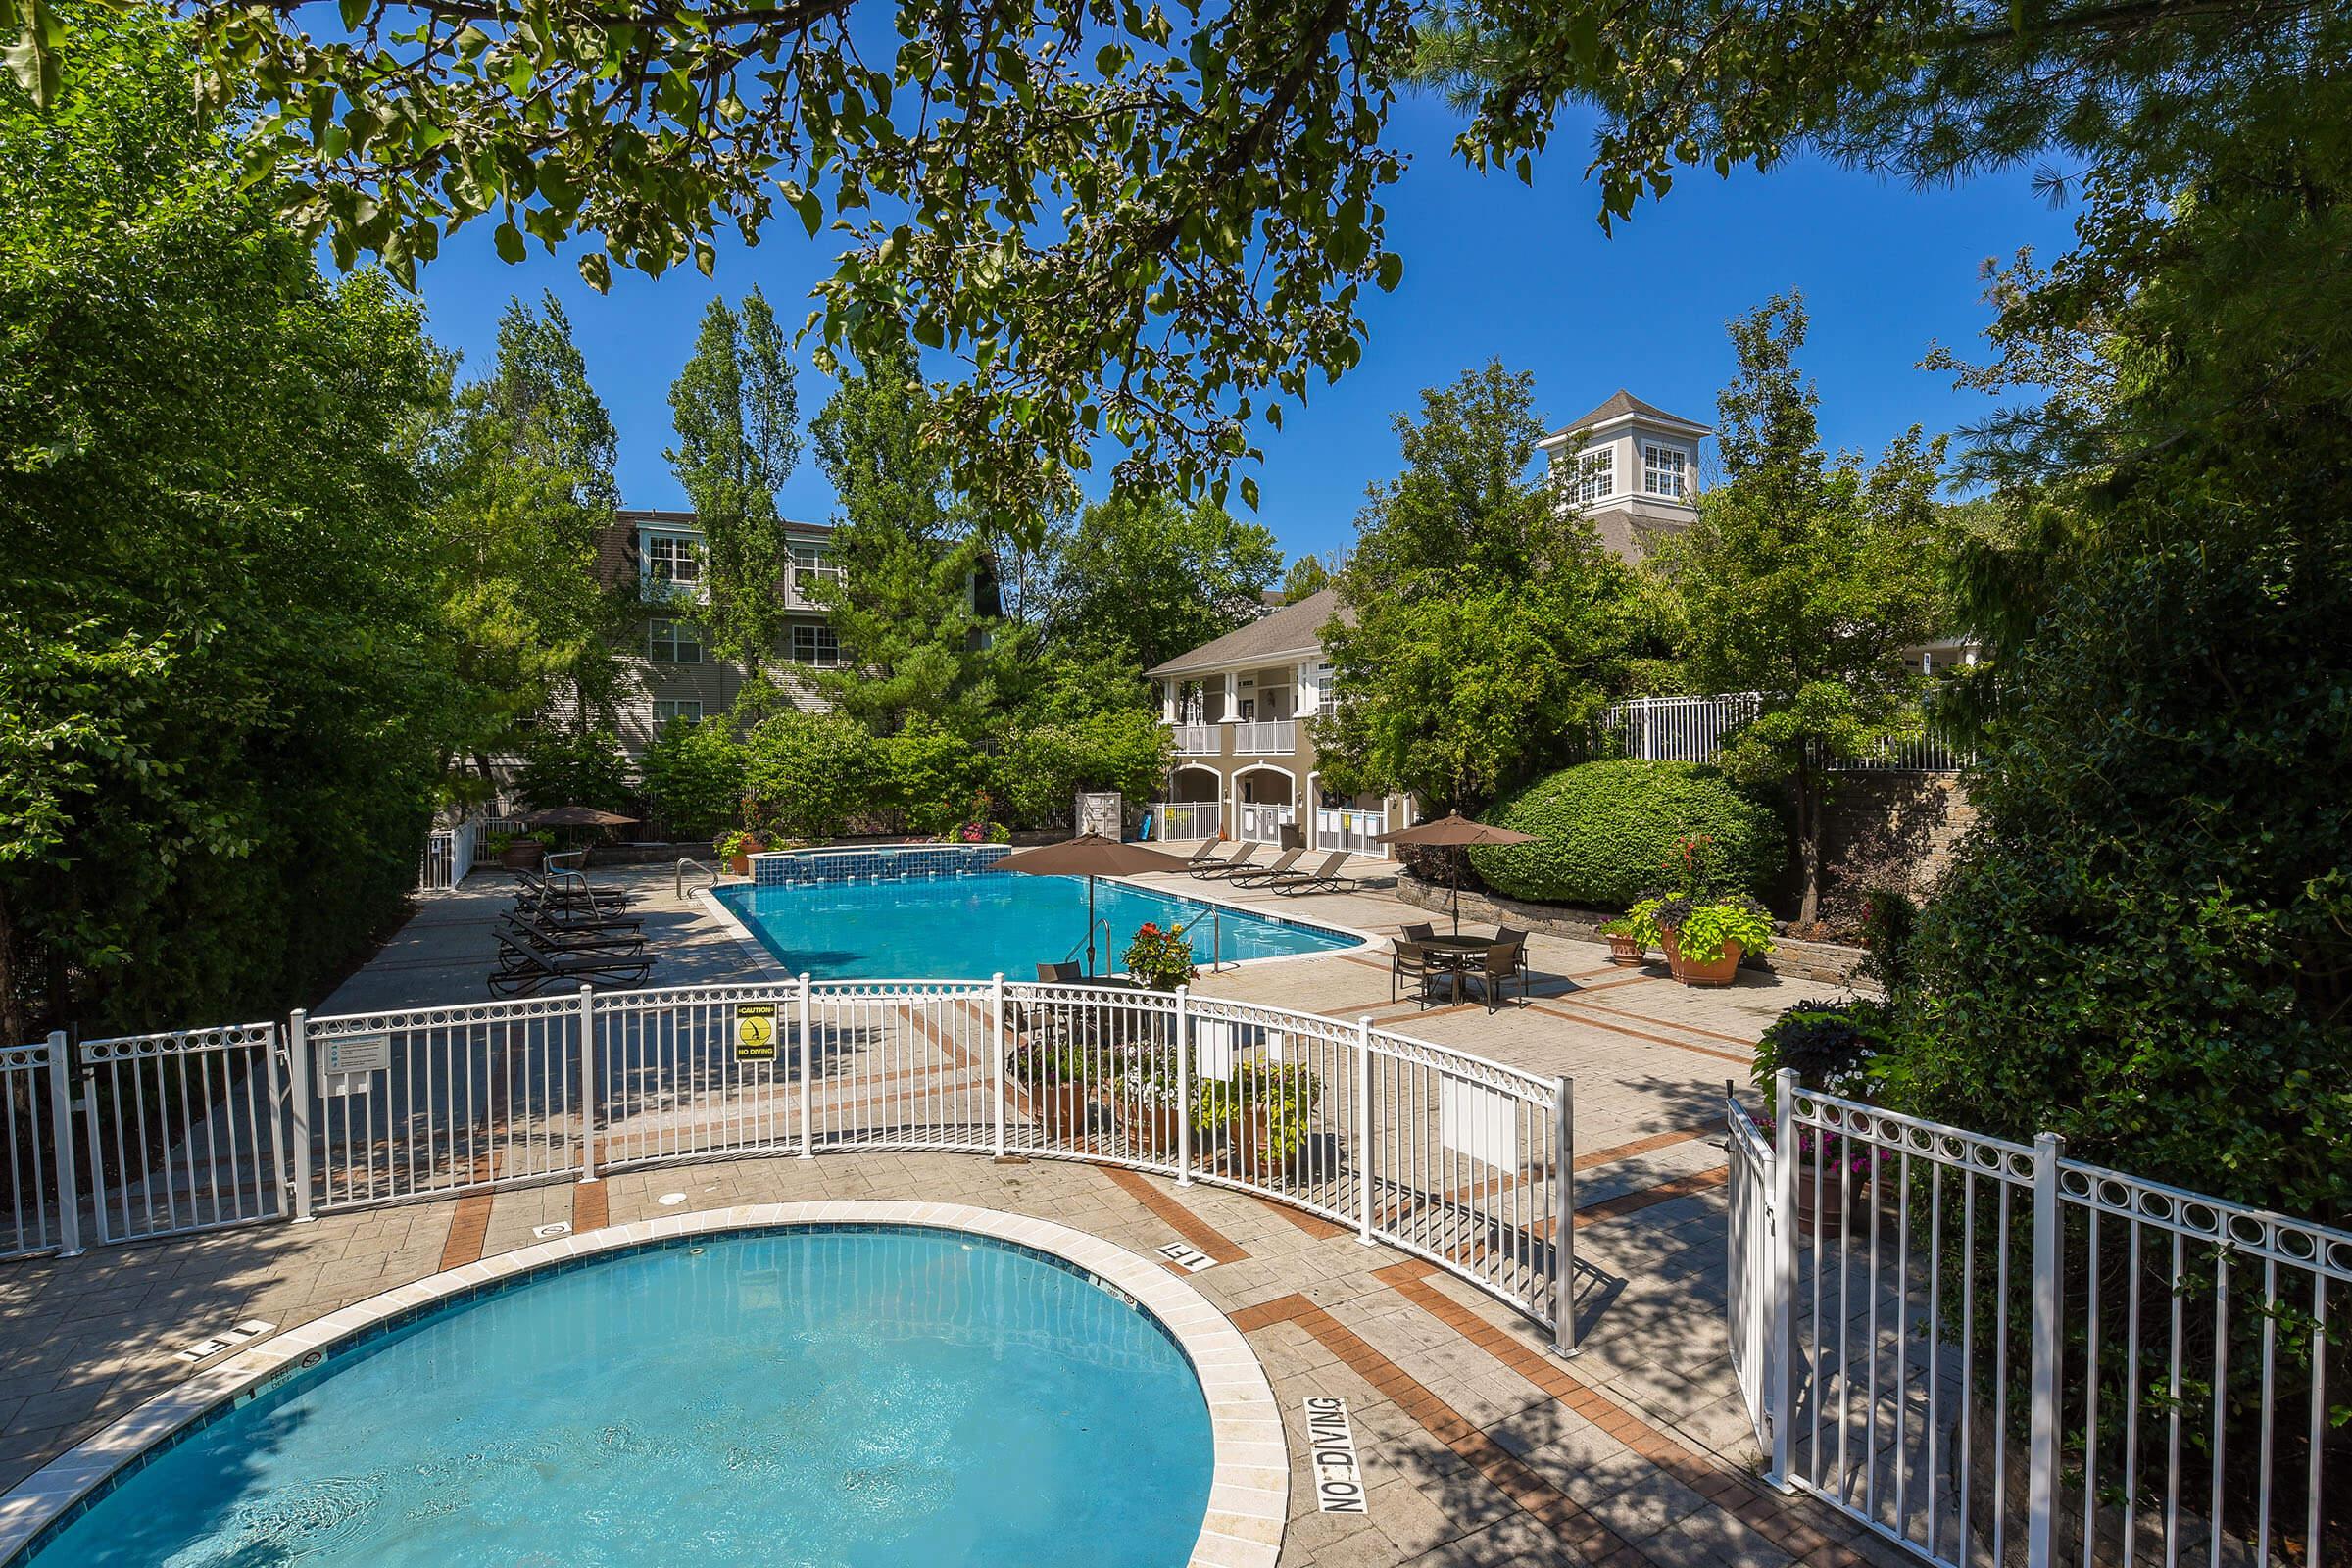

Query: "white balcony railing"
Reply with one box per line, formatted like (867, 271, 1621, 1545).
(1235, 719, 1296, 755)
(1171, 724, 1220, 755)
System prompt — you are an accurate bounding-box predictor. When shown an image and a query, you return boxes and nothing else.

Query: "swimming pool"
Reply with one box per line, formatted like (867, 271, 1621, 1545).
(17, 1226, 1217, 1566)
(715, 849, 1360, 979)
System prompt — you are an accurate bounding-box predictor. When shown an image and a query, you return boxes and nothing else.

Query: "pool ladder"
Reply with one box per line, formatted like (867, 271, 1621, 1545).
(675, 857, 720, 900)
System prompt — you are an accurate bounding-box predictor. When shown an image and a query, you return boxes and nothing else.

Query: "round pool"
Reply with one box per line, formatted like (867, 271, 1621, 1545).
(23, 1227, 1216, 1566)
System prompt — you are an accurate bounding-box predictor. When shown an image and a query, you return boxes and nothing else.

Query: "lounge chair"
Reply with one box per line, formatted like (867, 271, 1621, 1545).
(1190, 843, 1265, 880)
(497, 912, 643, 957)
(1184, 841, 1244, 878)
(1229, 848, 1306, 887)
(1266, 852, 1359, 896)
(1175, 839, 1223, 870)
(1392, 940, 1446, 1008)
(488, 926, 652, 997)
(1464, 939, 1530, 1012)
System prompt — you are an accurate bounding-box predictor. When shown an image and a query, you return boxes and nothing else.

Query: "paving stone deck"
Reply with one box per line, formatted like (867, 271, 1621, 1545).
(0, 852, 1892, 1568)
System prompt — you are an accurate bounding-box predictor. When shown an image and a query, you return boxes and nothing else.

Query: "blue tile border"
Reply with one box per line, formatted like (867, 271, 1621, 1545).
(751, 843, 1010, 886)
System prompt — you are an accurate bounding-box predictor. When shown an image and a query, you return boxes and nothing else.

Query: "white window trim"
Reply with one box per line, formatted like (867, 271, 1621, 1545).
(791, 623, 845, 668)
(647, 617, 704, 664)
(640, 528, 709, 602)
(651, 698, 704, 730)
(1574, 445, 1616, 505)
(1642, 443, 1690, 501)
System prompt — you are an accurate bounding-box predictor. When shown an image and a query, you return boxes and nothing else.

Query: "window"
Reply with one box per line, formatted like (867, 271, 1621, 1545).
(642, 530, 705, 597)
(792, 542, 844, 599)
(1643, 444, 1690, 499)
(647, 618, 703, 663)
(1314, 674, 1335, 716)
(651, 699, 703, 731)
(791, 624, 843, 666)
(1575, 447, 1615, 504)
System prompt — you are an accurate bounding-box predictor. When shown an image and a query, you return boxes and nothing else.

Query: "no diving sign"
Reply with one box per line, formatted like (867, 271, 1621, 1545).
(735, 1004, 778, 1062)
(1302, 1396, 1367, 1512)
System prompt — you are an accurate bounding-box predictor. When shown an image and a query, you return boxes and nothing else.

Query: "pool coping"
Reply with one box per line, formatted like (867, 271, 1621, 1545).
(0, 1201, 1288, 1568)
(696, 867, 1383, 983)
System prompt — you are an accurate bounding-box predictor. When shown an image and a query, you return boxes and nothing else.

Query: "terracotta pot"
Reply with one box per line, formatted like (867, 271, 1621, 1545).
(1223, 1107, 1301, 1182)
(1032, 1082, 1091, 1136)
(1666, 935, 1742, 986)
(726, 835, 770, 876)
(1604, 932, 1645, 966)
(1792, 1165, 1870, 1241)
(500, 842, 543, 870)
(1116, 1102, 1184, 1157)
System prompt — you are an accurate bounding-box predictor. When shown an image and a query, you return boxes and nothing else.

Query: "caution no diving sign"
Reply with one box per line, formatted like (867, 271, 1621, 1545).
(735, 1004, 778, 1062)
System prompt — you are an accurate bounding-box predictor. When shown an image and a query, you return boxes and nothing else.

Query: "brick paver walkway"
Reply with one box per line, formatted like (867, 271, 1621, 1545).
(0, 857, 1886, 1568)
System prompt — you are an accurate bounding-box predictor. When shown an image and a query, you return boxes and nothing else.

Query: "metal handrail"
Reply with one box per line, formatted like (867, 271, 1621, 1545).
(675, 857, 718, 899)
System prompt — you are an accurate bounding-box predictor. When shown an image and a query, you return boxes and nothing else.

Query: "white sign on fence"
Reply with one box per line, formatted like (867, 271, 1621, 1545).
(1301, 1396, 1368, 1513)
(318, 1034, 389, 1098)
(1439, 1079, 1522, 1173)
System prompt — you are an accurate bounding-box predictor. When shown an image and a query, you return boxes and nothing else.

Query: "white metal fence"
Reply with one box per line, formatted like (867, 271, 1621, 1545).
(1603, 693, 1972, 774)
(1236, 804, 1295, 844)
(1153, 801, 1221, 842)
(2, 984, 1577, 1346)
(417, 818, 480, 891)
(1315, 807, 1389, 855)
(1732, 1071, 2351, 1568)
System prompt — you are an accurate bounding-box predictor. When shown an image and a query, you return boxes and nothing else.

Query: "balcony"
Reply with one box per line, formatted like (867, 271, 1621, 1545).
(1235, 719, 1296, 755)
(1172, 724, 1221, 756)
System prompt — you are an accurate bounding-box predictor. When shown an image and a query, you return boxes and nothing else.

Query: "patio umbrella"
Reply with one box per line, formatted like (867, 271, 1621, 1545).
(521, 806, 639, 828)
(995, 833, 1192, 976)
(1375, 812, 1536, 935)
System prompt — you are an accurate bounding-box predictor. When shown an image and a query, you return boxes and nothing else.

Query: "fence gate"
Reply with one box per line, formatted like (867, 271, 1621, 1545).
(1734, 1072, 2352, 1568)
(0, 1039, 72, 1258)
(78, 1024, 284, 1246)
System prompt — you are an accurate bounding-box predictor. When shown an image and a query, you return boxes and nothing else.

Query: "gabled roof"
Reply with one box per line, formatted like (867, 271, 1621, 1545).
(1544, 389, 1711, 446)
(617, 507, 833, 536)
(1147, 587, 1348, 678)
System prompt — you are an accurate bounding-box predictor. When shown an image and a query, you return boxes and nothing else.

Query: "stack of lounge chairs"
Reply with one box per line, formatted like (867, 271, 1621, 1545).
(1183, 841, 1362, 896)
(489, 865, 652, 996)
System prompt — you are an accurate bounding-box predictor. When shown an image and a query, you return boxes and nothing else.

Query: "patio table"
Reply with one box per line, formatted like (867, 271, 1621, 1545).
(1417, 934, 1491, 1005)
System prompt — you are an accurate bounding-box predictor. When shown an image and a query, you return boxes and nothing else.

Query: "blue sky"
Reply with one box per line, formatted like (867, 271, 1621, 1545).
(403, 91, 2075, 565)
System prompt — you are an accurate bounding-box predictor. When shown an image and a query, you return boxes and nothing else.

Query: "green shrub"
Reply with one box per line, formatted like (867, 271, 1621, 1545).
(1754, 998, 1886, 1108)
(1466, 760, 1783, 908)
(514, 727, 633, 811)
(636, 719, 743, 840)
(990, 711, 1170, 830)
(741, 710, 877, 840)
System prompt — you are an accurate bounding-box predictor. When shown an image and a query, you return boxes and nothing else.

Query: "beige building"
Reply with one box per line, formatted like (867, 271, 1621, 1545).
(1538, 389, 1710, 561)
(595, 508, 846, 755)
(1144, 589, 1412, 852)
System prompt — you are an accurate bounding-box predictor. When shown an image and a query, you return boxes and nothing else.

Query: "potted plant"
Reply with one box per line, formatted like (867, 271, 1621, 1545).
(1604, 902, 1663, 966)
(1655, 898, 1774, 985)
(715, 828, 769, 876)
(1753, 999, 1887, 1234)
(494, 829, 554, 871)
(1195, 1061, 1321, 1181)
(1010, 1038, 1094, 1136)
(1108, 1046, 1185, 1157)
(1122, 922, 1199, 994)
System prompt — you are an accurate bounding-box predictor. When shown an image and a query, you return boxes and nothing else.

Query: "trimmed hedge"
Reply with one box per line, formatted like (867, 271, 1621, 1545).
(1465, 760, 1783, 909)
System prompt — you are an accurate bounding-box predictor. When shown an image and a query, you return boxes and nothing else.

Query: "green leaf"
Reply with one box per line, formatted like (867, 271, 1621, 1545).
(493, 220, 524, 264)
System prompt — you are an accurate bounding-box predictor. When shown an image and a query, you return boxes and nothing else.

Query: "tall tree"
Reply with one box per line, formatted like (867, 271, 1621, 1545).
(1280, 554, 1335, 604)
(807, 339, 1020, 735)
(431, 294, 630, 755)
(1315, 363, 1651, 810)
(1661, 295, 1954, 925)
(1042, 494, 1283, 671)
(666, 290, 801, 667)
(1, 2, 460, 1039)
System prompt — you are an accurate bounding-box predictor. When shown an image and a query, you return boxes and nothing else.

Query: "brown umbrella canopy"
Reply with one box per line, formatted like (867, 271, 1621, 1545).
(997, 833, 1192, 976)
(1376, 813, 1535, 934)
(521, 806, 639, 828)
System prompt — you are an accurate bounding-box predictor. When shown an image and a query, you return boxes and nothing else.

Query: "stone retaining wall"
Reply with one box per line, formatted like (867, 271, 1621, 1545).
(1393, 877, 1873, 990)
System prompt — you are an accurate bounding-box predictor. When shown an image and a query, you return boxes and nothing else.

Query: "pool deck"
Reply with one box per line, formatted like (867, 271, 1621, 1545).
(0, 851, 1891, 1568)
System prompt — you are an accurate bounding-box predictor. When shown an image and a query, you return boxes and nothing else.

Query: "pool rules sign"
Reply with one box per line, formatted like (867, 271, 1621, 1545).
(735, 1004, 778, 1062)
(1302, 1397, 1367, 1512)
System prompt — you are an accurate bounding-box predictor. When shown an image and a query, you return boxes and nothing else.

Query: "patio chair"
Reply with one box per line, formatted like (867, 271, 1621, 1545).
(1229, 848, 1306, 887)
(1493, 925, 1534, 989)
(488, 926, 653, 997)
(1175, 839, 1223, 870)
(1391, 940, 1446, 1008)
(1464, 939, 1530, 1012)
(1402, 922, 1436, 944)
(1184, 841, 1246, 878)
(1190, 843, 1265, 880)
(497, 911, 644, 958)
(1265, 852, 1359, 896)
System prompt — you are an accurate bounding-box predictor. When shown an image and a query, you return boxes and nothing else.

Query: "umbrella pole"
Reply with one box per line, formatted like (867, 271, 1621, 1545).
(1087, 876, 1098, 977)
(1452, 849, 1463, 936)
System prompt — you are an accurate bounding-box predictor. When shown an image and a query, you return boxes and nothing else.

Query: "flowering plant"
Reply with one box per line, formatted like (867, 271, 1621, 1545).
(946, 818, 1010, 844)
(1122, 922, 1198, 991)
(1743, 1105, 1885, 1180)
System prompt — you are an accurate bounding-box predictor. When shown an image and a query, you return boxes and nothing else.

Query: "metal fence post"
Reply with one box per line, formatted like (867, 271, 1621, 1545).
(45, 1033, 80, 1257)
(1173, 986, 1193, 1186)
(576, 984, 599, 1183)
(990, 974, 1007, 1160)
(2026, 1130, 2067, 1568)
(287, 1009, 315, 1222)
(1552, 1077, 1575, 1356)
(1768, 1066, 1799, 1489)
(797, 974, 815, 1159)
(1354, 1017, 1374, 1246)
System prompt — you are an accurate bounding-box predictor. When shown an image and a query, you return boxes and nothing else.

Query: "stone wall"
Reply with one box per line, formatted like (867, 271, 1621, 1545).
(1818, 772, 1977, 911)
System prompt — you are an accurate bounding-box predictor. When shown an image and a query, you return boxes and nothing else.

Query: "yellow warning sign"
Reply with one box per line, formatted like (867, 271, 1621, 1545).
(736, 1003, 778, 1061)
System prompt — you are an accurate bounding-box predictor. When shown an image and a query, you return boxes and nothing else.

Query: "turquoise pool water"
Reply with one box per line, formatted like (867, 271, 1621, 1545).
(716, 867, 1357, 979)
(24, 1228, 1215, 1567)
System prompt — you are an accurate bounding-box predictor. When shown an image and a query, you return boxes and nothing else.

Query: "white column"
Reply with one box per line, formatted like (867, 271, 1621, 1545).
(1305, 770, 1320, 850)
(1160, 681, 1176, 722)
(1296, 662, 1312, 718)
(1221, 669, 1239, 722)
